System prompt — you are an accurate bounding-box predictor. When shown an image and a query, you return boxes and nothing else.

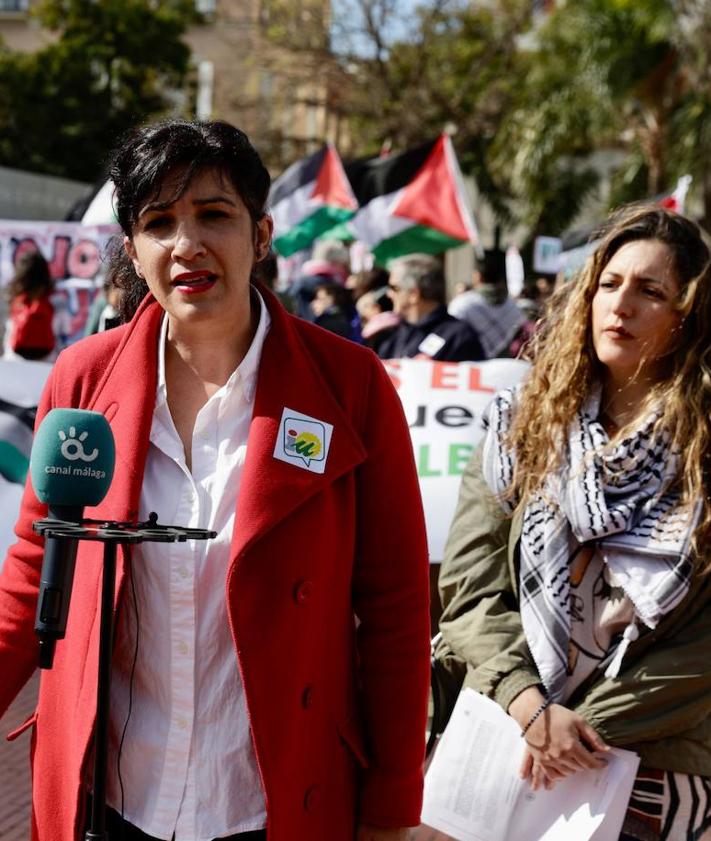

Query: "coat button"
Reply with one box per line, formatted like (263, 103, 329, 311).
(301, 685, 314, 709)
(304, 784, 320, 812)
(293, 579, 314, 605)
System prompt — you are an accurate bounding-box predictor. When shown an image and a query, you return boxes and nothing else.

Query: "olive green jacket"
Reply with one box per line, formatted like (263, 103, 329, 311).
(437, 447, 711, 775)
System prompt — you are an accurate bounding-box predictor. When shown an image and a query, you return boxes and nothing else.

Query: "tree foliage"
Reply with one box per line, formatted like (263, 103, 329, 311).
(334, 0, 531, 221)
(0, 0, 196, 182)
(489, 0, 680, 233)
(336, 0, 711, 237)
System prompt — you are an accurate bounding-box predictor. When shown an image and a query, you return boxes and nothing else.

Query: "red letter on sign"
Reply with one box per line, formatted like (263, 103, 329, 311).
(468, 366, 495, 393)
(48, 236, 71, 279)
(431, 361, 459, 390)
(68, 239, 101, 279)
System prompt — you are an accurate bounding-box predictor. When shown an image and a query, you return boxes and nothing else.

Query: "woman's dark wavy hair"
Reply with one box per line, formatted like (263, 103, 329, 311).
(7, 250, 52, 302)
(107, 119, 271, 322)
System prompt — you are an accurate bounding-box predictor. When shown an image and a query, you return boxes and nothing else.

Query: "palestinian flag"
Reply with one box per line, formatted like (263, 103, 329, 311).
(657, 174, 692, 214)
(345, 134, 480, 265)
(0, 359, 51, 565)
(269, 144, 358, 257)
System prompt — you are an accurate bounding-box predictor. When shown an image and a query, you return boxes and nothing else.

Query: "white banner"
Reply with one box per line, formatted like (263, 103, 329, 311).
(533, 236, 563, 275)
(0, 220, 121, 347)
(0, 359, 52, 567)
(384, 357, 529, 561)
(0, 356, 529, 568)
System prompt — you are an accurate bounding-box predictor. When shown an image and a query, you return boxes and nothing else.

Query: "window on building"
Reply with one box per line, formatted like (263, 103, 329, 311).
(0, 0, 29, 12)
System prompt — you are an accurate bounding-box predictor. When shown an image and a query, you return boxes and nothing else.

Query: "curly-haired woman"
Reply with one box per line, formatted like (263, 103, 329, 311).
(438, 204, 711, 840)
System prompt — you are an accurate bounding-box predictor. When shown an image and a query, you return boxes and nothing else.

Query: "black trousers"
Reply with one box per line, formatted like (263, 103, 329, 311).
(98, 807, 267, 841)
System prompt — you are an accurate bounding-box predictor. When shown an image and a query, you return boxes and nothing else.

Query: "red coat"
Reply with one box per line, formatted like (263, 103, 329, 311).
(0, 287, 431, 841)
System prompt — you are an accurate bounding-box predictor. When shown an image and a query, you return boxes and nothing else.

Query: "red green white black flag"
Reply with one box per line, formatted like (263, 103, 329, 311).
(269, 144, 358, 257)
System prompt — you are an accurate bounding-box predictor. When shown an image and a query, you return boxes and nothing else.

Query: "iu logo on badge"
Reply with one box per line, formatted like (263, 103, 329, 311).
(273, 407, 334, 474)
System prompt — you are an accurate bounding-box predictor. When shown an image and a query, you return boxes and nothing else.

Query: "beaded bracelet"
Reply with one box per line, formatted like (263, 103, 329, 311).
(520, 698, 551, 737)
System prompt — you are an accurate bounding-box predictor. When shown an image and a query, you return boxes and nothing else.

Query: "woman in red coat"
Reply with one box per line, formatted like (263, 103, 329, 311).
(0, 120, 431, 841)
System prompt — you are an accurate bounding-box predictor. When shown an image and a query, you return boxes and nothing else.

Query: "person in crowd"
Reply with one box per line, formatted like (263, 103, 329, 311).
(437, 204, 711, 841)
(451, 278, 472, 298)
(0, 119, 431, 841)
(310, 279, 354, 339)
(357, 286, 400, 354)
(3, 250, 55, 361)
(85, 243, 131, 336)
(377, 254, 484, 362)
(448, 249, 526, 359)
(346, 267, 390, 302)
(83, 279, 123, 335)
(251, 250, 294, 312)
(535, 274, 555, 305)
(288, 239, 350, 321)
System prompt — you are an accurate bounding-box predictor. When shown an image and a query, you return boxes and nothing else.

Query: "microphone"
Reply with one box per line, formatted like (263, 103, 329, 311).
(29, 408, 115, 669)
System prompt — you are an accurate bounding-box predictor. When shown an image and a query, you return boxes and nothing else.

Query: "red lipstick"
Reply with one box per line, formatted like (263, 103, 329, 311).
(171, 271, 216, 294)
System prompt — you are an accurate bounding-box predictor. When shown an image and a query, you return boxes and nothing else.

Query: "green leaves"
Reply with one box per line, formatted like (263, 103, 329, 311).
(0, 0, 193, 182)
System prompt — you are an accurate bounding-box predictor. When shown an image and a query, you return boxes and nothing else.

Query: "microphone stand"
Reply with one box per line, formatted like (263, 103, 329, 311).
(33, 513, 216, 841)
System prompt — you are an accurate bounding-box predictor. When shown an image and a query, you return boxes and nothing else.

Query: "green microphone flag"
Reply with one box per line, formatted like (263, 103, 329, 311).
(30, 408, 115, 508)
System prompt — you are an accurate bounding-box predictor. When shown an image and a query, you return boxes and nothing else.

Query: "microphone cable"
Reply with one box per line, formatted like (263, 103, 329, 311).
(116, 546, 140, 841)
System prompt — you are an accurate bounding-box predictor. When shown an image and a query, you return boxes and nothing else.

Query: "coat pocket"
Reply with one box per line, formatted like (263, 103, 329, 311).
(336, 713, 370, 769)
(6, 710, 38, 742)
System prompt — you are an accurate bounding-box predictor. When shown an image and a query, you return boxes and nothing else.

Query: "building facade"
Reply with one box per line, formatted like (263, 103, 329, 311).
(0, 0, 349, 174)
(186, 0, 350, 171)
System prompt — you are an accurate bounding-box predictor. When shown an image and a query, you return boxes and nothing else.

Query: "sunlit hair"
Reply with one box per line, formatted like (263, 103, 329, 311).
(508, 203, 711, 566)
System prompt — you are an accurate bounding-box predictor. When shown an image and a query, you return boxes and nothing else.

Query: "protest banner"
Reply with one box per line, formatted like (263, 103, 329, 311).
(0, 220, 120, 347)
(383, 357, 529, 561)
(0, 356, 529, 567)
(533, 235, 563, 275)
(0, 359, 52, 567)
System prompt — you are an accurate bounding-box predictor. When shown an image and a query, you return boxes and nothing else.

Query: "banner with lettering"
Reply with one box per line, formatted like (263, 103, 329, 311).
(384, 357, 529, 561)
(0, 355, 529, 569)
(0, 359, 52, 568)
(0, 221, 120, 347)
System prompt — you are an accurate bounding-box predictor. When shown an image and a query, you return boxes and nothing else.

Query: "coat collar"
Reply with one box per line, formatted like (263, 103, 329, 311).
(231, 284, 367, 559)
(83, 285, 367, 556)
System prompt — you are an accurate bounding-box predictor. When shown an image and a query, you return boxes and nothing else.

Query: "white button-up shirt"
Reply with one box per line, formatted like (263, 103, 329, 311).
(106, 294, 271, 841)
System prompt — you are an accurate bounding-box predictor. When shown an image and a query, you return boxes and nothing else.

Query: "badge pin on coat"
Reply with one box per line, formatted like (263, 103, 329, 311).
(273, 408, 333, 474)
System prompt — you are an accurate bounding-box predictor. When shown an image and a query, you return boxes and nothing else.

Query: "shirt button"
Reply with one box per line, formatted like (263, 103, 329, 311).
(303, 785, 320, 812)
(301, 685, 314, 709)
(177, 717, 188, 730)
(293, 579, 314, 605)
(178, 566, 189, 579)
(177, 641, 189, 655)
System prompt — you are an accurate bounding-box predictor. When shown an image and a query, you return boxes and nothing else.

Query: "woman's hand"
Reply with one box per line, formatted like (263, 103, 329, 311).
(509, 687, 609, 789)
(357, 824, 412, 841)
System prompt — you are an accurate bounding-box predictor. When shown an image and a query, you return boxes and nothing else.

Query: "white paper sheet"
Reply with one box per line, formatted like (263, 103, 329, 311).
(418, 689, 640, 841)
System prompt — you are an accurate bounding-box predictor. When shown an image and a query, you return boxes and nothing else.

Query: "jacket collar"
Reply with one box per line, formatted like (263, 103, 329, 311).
(231, 284, 367, 559)
(412, 304, 449, 330)
(83, 285, 367, 556)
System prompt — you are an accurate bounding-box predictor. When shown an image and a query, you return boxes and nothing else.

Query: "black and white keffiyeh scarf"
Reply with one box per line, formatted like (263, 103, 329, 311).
(482, 386, 698, 702)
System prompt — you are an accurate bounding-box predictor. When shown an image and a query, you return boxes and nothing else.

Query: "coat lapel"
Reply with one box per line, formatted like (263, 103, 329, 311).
(86, 296, 162, 522)
(74, 289, 366, 561)
(231, 292, 367, 560)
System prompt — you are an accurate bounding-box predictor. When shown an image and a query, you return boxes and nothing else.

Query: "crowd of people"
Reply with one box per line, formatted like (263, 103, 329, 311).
(260, 238, 555, 364)
(1, 231, 554, 368)
(2, 117, 711, 841)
